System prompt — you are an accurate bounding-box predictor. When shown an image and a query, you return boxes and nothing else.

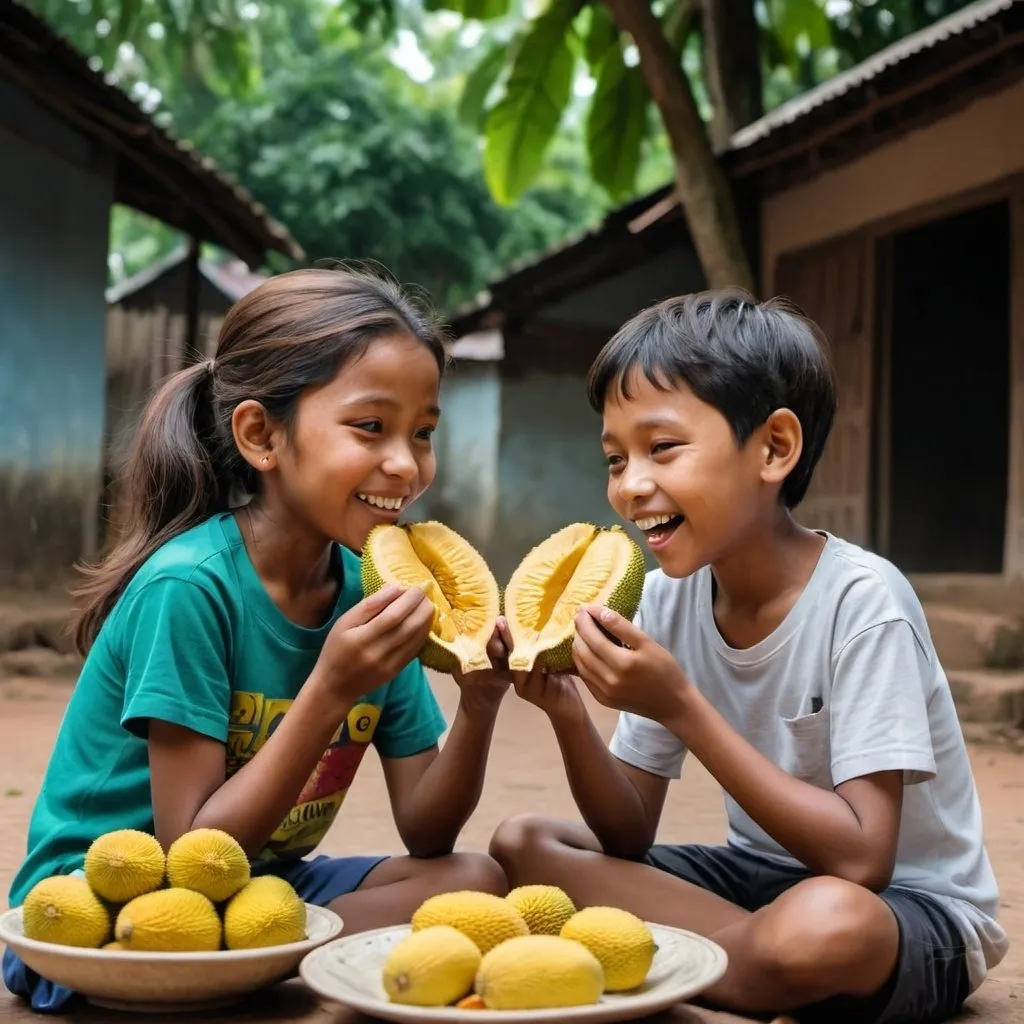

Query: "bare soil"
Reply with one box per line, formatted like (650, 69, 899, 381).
(0, 674, 1020, 1023)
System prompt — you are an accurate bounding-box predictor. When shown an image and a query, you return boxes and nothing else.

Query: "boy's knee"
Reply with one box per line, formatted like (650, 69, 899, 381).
(752, 877, 897, 988)
(488, 814, 558, 868)
(441, 852, 508, 896)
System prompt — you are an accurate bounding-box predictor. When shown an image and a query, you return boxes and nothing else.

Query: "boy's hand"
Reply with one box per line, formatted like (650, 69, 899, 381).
(511, 665, 585, 720)
(572, 605, 690, 721)
(450, 618, 512, 718)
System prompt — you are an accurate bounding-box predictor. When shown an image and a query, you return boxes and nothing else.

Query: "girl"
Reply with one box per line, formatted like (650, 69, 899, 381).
(4, 267, 509, 1012)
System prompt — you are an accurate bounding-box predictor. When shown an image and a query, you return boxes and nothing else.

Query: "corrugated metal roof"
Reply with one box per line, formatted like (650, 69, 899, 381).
(1, 0, 302, 265)
(105, 247, 267, 305)
(730, 0, 1022, 150)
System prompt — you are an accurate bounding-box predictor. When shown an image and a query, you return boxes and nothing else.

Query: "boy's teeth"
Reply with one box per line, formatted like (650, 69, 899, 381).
(635, 514, 675, 532)
(358, 494, 403, 511)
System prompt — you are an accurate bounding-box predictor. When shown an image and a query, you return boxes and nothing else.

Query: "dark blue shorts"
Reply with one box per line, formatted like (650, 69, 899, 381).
(645, 842, 970, 1024)
(3, 853, 388, 1014)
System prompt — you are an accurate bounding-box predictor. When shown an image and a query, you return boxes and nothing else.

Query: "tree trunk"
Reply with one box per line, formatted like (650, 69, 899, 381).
(701, 0, 763, 151)
(602, 0, 755, 293)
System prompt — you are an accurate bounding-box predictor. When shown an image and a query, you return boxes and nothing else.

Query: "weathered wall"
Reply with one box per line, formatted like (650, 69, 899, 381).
(762, 77, 1024, 289)
(0, 80, 114, 586)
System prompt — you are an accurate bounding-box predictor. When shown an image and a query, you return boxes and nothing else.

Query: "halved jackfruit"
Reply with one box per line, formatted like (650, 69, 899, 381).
(504, 523, 644, 673)
(362, 522, 500, 675)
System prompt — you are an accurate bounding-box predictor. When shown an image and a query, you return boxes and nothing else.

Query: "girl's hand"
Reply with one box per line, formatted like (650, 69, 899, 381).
(314, 585, 434, 707)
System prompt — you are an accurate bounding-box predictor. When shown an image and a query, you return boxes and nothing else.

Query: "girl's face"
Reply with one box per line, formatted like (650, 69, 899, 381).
(276, 334, 441, 552)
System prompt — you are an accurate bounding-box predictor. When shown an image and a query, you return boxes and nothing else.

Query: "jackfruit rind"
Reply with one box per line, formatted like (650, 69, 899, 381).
(560, 906, 656, 991)
(411, 890, 529, 954)
(474, 934, 604, 1009)
(84, 829, 166, 903)
(223, 875, 306, 949)
(362, 522, 500, 676)
(23, 876, 110, 948)
(505, 884, 577, 936)
(166, 828, 250, 903)
(115, 888, 222, 952)
(505, 523, 645, 672)
(382, 925, 481, 1006)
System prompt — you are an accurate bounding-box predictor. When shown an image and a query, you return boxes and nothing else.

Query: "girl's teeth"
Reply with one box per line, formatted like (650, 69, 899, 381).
(358, 494, 402, 511)
(635, 514, 675, 532)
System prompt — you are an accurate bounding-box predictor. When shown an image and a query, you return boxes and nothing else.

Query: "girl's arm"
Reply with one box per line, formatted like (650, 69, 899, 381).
(381, 686, 504, 858)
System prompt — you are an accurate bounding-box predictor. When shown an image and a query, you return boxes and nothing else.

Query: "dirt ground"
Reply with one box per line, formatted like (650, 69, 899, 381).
(0, 673, 1021, 1024)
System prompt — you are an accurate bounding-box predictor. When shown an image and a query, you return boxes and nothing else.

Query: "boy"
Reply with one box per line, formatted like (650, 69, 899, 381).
(489, 292, 1008, 1023)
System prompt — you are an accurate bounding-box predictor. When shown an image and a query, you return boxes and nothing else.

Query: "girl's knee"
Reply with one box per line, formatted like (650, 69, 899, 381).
(488, 814, 560, 869)
(441, 852, 508, 896)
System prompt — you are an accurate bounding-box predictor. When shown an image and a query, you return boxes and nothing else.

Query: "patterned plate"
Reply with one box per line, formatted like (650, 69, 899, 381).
(299, 922, 727, 1023)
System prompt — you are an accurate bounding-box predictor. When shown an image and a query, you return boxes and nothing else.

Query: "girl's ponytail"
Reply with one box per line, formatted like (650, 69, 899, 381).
(73, 264, 447, 655)
(73, 359, 221, 654)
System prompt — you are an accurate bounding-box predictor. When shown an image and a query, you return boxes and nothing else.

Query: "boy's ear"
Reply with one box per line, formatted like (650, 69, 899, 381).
(759, 408, 803, 487)
(233, 400, 278, 472)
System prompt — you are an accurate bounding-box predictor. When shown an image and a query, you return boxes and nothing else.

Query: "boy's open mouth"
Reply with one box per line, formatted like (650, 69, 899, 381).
(635, 513, 684, 546)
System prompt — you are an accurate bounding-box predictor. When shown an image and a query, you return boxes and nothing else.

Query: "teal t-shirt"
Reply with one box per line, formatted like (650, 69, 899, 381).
(9, 512, 447, 907)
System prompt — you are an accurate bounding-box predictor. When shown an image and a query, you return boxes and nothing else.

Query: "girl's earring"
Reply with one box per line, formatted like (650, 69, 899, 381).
(260, 455, 270, 465)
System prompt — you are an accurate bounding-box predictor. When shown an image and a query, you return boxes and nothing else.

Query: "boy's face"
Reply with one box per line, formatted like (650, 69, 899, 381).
(601, 370, 767, 578)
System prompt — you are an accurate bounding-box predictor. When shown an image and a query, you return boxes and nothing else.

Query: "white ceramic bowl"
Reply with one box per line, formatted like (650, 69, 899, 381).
(0, 903, 343, 1013)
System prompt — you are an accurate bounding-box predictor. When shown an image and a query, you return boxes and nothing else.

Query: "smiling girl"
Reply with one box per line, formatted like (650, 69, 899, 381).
(4, 267, 508, 1013)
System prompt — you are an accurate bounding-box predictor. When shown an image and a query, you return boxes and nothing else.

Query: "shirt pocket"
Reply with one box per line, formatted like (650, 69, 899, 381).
(777, 706, 832, 788)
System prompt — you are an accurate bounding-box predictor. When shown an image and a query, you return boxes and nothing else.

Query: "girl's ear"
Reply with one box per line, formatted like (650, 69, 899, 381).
(232, 400, 277, 472)
(760, 407, 803, 488)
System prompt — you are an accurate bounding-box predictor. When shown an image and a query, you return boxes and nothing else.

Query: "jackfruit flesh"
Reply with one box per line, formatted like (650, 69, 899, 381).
(505, 523, 645, 673)
(362, 522, 500, 675)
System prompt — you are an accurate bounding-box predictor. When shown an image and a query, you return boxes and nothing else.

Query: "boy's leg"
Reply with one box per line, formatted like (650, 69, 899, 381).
(490, 815, 901, 1018)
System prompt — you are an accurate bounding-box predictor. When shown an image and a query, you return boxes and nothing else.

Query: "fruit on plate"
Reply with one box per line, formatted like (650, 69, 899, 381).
(560, 906, 656, 991)
(224, 875, 306, 949)
(504, 523, 645, 672)
(84, 829, 166, 903)
(505, 884, 577, 936)
(474, 934, 605, 1010)
(166, 828, 251, 903)
(382, 925, 481, 1006)
(411, 890, 528, 955)
(362, 522, 500, 676)
(22, 876, 110, 948)
(115, 888, 222, 952)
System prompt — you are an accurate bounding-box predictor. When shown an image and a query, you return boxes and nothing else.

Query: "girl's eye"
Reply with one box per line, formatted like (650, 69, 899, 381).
(605, 454, 624, 473)
(352, 420, 383, 434)
(415, 426, 435, 441)
(652, 442, 678, 455)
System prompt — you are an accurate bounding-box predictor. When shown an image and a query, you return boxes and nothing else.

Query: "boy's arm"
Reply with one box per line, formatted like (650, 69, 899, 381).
(574, 607, 931, 891)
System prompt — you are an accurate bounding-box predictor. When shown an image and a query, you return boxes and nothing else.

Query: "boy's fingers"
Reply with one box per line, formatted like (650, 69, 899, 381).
(579, 605, 644, 648)
(574, 610, 630, 674)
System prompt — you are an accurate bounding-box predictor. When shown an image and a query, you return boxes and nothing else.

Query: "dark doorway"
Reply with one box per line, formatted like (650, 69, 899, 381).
(883, 200, 1010, 573)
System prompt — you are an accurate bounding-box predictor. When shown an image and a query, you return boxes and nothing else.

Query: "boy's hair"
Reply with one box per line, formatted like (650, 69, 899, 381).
(74, 264, 448, 654)
(586, 289, 836, 510)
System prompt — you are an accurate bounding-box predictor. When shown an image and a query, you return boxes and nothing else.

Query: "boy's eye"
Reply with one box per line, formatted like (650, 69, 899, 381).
(605, 453, 624, 472)
(352, 420, 383, 434)
(415, 426, 435, 441)
(652, 442, 678, 455)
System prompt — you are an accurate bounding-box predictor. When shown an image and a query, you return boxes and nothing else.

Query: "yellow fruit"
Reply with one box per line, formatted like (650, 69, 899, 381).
(22, 876, 110, 948)
(362, 522, 500, 675)
(223, 876, 306, 949)
(103, 940, 125, 951)
(115, 889, 221, 952)
(84, 829, 166, 903)
(474, 935, 604, 1009)
(411, 891, 529, 954)
(166, 828, 250, 902)
(504, 523, 645, 672)
(382, 925, 481, 1006)
(560, 906, 656, 991)
(506, 885, 577, 935)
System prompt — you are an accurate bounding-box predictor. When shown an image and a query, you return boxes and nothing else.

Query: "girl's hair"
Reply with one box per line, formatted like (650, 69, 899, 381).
(74, 265, 448, 654)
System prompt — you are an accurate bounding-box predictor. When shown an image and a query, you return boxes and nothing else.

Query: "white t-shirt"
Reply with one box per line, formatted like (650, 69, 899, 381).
(609, 533, 1009, 991)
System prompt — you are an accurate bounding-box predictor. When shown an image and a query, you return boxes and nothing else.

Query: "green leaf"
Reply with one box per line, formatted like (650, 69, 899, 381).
(458, 40, 509, 127)
(583, 3, 618, 69)
(424, 0, 510, 18)
(483, 0, 577, 205)
(768, 0, 831, 57)
(586, 42, 647, 200)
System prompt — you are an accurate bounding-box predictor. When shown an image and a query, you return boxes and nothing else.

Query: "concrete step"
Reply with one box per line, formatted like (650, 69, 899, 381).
(946, 670, 1024, 725)
(924, 603, 1024, 670)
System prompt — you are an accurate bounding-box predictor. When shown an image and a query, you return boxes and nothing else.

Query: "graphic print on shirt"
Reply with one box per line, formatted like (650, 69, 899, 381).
(227, 691, 381, 860)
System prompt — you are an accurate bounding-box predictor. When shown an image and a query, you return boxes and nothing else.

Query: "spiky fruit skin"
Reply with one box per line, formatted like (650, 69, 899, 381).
(84, 829, 166, 903)
(536, 526, 646, 673)
(505, 885, 577, 936)
(115, 889, 222, 952)
(474, 935, 604, 1010)
(560, 906, 656, 991)
(411, 891, 529, 954)
(382, 925, 481, 1006)
(223, 876, 306, 949)
(166, 828, 250, 903)
(23, 876, 110, 948)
